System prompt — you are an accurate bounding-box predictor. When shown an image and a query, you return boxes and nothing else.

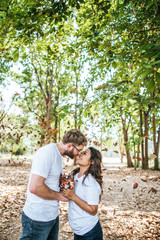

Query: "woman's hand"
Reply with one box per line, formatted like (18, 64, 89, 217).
(62, 188, 75, 200)
(62, 187, 98, 215)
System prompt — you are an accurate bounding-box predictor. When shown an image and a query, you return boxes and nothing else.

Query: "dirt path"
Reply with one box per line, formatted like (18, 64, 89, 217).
(0, 161, 160, 240)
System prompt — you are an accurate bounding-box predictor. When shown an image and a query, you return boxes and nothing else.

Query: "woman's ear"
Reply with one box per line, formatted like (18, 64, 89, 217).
(91, 160, 94, 165)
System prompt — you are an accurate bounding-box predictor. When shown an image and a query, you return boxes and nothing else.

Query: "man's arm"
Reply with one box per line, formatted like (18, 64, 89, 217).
(29, 174, 68, 202)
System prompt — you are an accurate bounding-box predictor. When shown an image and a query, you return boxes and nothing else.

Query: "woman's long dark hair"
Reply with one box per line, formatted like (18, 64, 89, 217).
(72, 147, 103, 192)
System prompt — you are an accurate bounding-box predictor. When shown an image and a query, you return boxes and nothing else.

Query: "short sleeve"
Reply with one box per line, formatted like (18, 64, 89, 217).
(83, 175, 101, 205)
(84, 186, 100, 205)
(31, 149, 55, 179)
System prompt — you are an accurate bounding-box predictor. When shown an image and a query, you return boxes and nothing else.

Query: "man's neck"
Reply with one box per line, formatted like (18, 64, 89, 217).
(56, 142, 65, 156)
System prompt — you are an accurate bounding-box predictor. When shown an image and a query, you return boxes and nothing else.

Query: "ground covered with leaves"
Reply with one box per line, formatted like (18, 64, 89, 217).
(0, 159, 160, 240)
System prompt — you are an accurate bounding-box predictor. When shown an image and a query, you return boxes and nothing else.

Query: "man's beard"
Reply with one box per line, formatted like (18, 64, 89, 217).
(64, 149, 75, 159)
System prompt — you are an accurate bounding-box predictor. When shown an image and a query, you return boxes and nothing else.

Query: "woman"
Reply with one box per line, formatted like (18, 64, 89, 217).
(62, 147, 103, 240)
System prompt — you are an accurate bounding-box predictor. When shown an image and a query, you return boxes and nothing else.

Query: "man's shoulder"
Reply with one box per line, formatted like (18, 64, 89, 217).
(38, 143, 56, 152)
(34, 144, 57, 158)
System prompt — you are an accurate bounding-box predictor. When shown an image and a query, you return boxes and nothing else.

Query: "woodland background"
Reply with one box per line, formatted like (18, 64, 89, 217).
(0, 1, 160, 239)
(0, 0, 160, 169)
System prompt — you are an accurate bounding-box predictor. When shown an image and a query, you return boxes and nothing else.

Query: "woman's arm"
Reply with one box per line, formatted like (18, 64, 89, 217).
(62, 188, 98, 215)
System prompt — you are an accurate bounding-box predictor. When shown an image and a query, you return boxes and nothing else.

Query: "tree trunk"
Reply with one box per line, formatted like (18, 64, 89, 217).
(54, 116, 58, 143)
(133, 144, 136, 170)
(53, 84, 60, 143)
(152, 102, 160, 170)
(137, 144, 140, 167)
(120, 149, 124, 163)
(143, 106, 151, 169)
(121, 118, 133, 167)
(58, 119, 61, 142)
(74, 76, 78, 129)
(32, 62, 54, 145)
(143, 112, 149, 169)
(73, 82, 78, 166)
(119, 138, 125, 163)
(100, 129, 103, 152)
(40, 133, 45, 147)
(131, 119, 136, 169)
(154, 124, 160, 170)
(46, 99, 52, 144)
(78, 100, 84, 131)
(139, 109, 144, 163)
(74, 77, 79, 166)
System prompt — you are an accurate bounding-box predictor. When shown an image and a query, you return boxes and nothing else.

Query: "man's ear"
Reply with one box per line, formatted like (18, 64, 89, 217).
(67, 143, 72, 150)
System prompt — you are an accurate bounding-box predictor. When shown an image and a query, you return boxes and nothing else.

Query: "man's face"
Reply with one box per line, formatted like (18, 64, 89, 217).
(65, 144, 84, 159)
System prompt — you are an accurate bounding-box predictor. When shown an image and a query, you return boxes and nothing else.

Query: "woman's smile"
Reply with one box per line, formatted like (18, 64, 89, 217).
(75, 149, 91, 168)
(77, 156, 82, 161)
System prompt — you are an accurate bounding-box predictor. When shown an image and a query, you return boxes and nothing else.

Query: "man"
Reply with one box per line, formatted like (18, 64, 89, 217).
(20, 129, 87, 240)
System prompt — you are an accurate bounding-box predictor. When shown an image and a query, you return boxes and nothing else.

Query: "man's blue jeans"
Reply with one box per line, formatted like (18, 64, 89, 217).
(20, 211, 59, 240)
(74, 220, 103, 240)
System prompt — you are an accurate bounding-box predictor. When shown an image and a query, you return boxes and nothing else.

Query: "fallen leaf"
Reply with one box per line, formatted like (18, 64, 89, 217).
(114, 150, 119, 153)
(140, 177, 148, 182)
(113, 142, 118, 146)
(101, 209, 107, 214)
(133, 183, 138, 189)
(102, 148, 108, 151)
(148, 187, 157, 194)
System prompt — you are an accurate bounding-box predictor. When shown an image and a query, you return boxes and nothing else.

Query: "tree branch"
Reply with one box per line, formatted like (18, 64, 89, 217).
(131, 0, 137, 19)
(45, 68, 49, 97)
(0, 9, 7, 12)
(154, 5, 159, 18)
(31, 52, 46, 102)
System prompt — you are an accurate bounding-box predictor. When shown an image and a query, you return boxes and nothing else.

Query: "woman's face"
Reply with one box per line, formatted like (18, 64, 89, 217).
(76, 148, 91, 168)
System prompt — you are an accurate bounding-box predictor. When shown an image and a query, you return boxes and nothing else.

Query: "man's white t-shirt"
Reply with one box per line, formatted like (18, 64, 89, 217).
(69, 173, 101, 235)
(23, 143, 63, 221)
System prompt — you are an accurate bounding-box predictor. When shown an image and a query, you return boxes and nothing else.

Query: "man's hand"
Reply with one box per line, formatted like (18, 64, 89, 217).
(58, 193, 69, 202)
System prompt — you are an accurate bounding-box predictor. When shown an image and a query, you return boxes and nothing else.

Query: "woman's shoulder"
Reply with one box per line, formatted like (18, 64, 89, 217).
(84, 174, 100, 189)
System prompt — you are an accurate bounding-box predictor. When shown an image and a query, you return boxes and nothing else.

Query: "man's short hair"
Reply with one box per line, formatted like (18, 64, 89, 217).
(62, 129, 87, 146)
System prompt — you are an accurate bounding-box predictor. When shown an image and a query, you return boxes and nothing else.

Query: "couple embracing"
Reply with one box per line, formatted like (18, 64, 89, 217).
(20, 129, 103, 240)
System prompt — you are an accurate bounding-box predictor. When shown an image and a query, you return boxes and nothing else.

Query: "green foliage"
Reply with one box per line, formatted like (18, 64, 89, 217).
(0, 0, 160, 168)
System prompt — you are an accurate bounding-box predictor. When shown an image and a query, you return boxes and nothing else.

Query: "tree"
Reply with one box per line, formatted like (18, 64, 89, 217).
(73, 0, 160, 169)
(0, 0, 85, 81)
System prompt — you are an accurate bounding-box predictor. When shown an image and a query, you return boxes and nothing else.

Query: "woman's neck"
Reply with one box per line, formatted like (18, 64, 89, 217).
(78, 167, 88, 177)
